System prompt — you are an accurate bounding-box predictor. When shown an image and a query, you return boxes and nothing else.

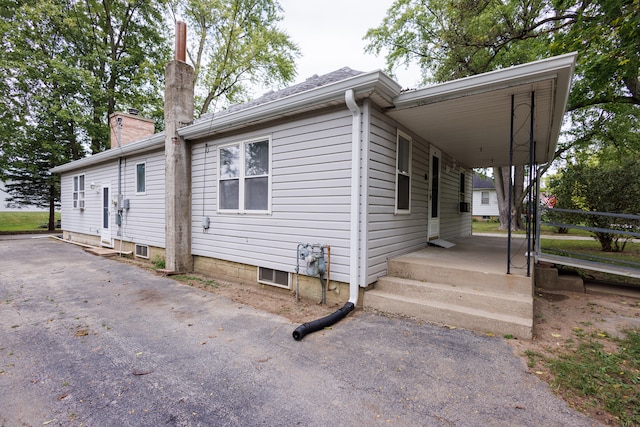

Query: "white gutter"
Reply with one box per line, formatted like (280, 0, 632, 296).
(345, 89, 361, 306)
(179, 71, 400, 141)
(50, 133, 165, 174)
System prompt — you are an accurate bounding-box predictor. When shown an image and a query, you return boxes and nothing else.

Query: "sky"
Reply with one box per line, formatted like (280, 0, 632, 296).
(276, 0, 423, 88)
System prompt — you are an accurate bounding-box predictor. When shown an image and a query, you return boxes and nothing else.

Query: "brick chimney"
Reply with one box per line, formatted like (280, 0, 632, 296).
(109, 111, 155, 149)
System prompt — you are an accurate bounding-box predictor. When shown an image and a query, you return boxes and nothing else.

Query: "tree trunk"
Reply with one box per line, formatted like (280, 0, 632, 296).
(48, 185, 56, 231)
(494, 166, 525, 231)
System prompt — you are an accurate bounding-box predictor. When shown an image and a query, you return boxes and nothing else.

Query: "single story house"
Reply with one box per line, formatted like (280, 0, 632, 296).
(51, 42, 576, 338)
(472, 172, 499, 220)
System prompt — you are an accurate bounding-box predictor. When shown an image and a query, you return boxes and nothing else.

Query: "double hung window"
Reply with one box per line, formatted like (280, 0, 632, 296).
(73, 174, 85, 209)
(396, 132, 412, 213)
(219, 137, 271, 213)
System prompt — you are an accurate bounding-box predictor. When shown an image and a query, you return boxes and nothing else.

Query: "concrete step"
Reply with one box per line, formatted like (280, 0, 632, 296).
(374, 277, 532, 318)
(388, 257, 532, 296)
(364, 288, 532, 339)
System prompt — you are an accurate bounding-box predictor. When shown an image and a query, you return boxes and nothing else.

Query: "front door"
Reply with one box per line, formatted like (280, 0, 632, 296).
(428, 147, 441, 239)
(101, 185, 113, 247)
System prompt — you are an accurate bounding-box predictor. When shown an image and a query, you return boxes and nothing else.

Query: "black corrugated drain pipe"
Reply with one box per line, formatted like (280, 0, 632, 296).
(292, 302, 355, 341)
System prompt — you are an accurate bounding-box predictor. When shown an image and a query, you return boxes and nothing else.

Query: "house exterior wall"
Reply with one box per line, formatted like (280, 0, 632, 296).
(59, 148, 166, 249)
(472, 189, 499, 217)
(120, 150, 166, 248)
(438, 153, 473, 240)
(191, 107, 354, 284)
(365, 108, 429, 283)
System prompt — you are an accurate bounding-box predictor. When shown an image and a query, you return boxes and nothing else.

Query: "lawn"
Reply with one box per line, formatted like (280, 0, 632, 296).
(0, 211, 61, 232)
(472, 219, 592, 237)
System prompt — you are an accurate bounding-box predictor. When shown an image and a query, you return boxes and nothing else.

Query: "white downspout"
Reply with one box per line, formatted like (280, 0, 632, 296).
(345, 89, 361, 306)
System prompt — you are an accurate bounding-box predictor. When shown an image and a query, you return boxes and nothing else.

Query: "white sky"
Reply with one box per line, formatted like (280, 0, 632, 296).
(277, 0, 423, 88)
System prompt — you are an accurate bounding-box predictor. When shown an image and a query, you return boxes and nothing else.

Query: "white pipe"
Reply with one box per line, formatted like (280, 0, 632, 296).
(345, 89, 361, 306)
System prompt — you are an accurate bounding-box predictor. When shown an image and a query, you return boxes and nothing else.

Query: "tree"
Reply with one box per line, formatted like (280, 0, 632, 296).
(0, 0, 170, 229)
(169, 0, 300, 116)
(364, 0, 640, 230)
(547, 156, 640, 252)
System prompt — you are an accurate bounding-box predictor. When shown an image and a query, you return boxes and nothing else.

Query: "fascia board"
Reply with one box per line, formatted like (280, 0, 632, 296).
(50, 133, 165, 174)
(393, 52, 577, 110)
(178, 71, 402, 140)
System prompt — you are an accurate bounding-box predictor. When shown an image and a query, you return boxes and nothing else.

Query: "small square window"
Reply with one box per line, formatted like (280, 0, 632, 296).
(135, 244, 149, 259)
(258, 267, 289, 289)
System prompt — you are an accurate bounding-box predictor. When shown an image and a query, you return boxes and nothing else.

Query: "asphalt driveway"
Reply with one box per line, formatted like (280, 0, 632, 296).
(0, 236, 600, 426)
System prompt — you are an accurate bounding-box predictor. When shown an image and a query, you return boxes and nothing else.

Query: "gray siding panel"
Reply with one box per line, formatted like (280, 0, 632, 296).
(365, 109, 429, 284)
(59, 151, 166, 248)
(191, 108, 354, 283)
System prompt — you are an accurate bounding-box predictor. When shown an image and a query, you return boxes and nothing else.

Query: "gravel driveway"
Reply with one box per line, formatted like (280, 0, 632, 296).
(0, 236, 600, 426)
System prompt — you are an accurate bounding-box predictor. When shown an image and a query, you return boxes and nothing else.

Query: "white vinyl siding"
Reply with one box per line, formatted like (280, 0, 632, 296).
(365, 109, 429, 283)
(192, 107, 354, 283)
(473, 189, 499, 217)
(122, 152, 165, 248)
(59, 150, 165, 248)
(439, 155, 472, 239)
(395, 132, 411, 213)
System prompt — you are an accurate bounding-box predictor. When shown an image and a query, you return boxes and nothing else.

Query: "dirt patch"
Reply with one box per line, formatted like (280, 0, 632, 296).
(507, 287, 640, 426)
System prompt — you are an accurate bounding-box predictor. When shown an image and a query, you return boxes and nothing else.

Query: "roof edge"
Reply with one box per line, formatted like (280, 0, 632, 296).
(393, 52, 577, 109)
(178, 70, 401, 140)
(50, 133, 165, 174)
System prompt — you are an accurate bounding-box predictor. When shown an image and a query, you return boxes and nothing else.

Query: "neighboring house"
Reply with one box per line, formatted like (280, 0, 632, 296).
(472, 173, 499, 219)
(51, 47, 575, 336)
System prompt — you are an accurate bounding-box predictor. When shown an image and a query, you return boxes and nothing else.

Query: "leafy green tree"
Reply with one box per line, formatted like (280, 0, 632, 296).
(548, 157, 640, 252)
(365, 0, 640, 230)
(0, 0, 170, 229)
(169, 0, 300, 116)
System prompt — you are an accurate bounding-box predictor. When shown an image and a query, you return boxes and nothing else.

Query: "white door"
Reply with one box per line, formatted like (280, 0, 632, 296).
(101, 185, 113, 247)
(428, 147, 441, 239)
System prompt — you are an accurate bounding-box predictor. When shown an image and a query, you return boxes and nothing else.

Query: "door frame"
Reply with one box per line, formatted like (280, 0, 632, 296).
(101, 184, 113, 248)
(428, 146, 441, 240)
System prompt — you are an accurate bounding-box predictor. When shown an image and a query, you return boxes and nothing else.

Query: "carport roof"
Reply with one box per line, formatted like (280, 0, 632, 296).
(386, 52, 576, 168)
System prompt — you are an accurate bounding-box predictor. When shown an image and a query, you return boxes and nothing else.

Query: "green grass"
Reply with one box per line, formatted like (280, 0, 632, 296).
(544, 330, 640, 426)
(0, 211, 61, 232)
(540, 239, 640, 265)
(472, 220, 592, 237)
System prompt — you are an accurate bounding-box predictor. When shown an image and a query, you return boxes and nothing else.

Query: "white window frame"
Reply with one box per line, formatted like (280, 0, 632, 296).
(135, 244, 149, 259)
(135, 162, 146, 195)
(217, 136, 272, 214)
(72, 174, 85, 209)
(257, 267, 290, 289)
(395, 131, 412, 214)
(481, 191, 490, 205)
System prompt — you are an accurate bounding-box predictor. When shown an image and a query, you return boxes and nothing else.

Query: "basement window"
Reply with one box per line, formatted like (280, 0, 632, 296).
(258, 267, 289, 289)
(135, 244, 149, 259)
